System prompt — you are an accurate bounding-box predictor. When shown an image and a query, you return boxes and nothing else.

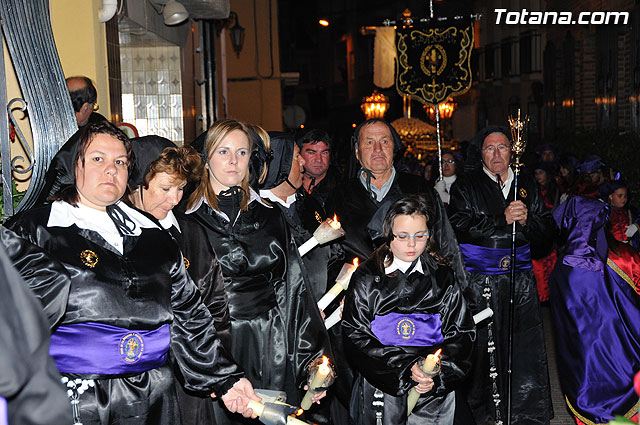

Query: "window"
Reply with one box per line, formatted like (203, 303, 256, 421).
(120, 34, 184, 144)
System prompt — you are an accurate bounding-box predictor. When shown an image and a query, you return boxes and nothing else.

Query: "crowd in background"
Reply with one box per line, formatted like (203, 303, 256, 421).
(1, 80, 639, 425)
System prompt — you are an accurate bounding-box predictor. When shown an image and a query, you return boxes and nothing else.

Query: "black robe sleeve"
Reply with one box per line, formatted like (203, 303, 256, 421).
(0, 230, 72, 425)
(0, 225, 70, 330)
(174, 214, 232, 351)
(168, 248, 243, 397)
(278, 213, 333, 389)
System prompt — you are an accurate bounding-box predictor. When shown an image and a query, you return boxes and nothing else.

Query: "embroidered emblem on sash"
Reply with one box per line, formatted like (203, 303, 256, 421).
(499, 255, 511, 271)
(397, 318, 416, 339)
(183, 257, 190, 269)
(80, 250, 98, 268)
(120, 332, 144, 364)
(519, 188, 527, 198)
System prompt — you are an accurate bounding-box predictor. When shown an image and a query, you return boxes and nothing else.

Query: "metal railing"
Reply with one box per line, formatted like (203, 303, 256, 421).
(0, 0, 77, 220)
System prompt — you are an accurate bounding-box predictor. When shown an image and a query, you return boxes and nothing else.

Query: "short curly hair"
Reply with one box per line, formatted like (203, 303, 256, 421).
(143, 146, 203, 188)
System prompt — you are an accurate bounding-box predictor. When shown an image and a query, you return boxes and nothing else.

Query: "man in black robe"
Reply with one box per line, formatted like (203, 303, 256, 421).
(324, 118, 466, 286)
(448, 126, 555, 425)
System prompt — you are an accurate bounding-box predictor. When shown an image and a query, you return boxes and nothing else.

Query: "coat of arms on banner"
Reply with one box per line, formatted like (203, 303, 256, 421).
(396, 20, 474, 105)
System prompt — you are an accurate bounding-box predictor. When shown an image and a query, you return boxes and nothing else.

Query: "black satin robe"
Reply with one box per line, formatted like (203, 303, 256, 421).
(5, 204, 244, 425)
(448, 169, 556, 425)
(275, 196, 345, 302)
(0, 227, 72, 425)
(167, 211, 232, 425)
(188, 200, 331, 425)
(342, 255, 475, 425)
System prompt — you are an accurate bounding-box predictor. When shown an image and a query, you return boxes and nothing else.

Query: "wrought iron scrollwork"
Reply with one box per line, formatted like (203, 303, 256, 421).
(7, 98, 34, 175)
(0, 0, 78, 218)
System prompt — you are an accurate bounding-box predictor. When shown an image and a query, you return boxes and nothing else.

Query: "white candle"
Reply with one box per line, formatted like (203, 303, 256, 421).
(298, 237, 319, 257)
(247, 400, 310, 425)
(298, 215, 345, 257)
(473, 307, 493, 324)
(317, 259, 359, 310)
(300, 356, 331, 410)
(324, 307, 341, 330)
(407, 349, 442, 416)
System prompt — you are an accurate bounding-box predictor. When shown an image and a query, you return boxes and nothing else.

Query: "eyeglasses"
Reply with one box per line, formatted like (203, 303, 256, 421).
(443, 159, 455, 164)
(482, 144, 510, 154)
(393, 232, 429, 242)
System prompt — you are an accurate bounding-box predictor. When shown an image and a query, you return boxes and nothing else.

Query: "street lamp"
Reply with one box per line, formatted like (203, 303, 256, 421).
(229, 11, 245, 58)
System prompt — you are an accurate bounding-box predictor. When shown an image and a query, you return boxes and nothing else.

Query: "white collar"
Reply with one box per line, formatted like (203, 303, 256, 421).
(159, 210, 181, 232)
(384, 256, 424, 275)
(259, 189, 297, 208)
(47, 201, 158, 254)
(483, 167, 514, 199)
(443, 175, 457, 184)
(185, 187, 271, 217)
(442, 174, 457, 190)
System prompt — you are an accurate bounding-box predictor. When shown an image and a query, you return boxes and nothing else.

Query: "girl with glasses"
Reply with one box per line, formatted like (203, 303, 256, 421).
(341, 194, 475, 425)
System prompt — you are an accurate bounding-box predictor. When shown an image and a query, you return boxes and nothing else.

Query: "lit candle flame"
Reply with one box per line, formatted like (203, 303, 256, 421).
(434, 348, 442, 359)
(353, 258, 359, 267)
(328, 214, 341, 230)
(296, 408, 304, 416)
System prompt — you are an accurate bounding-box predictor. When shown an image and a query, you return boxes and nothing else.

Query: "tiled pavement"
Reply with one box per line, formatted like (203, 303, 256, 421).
(541, 304, 576, 425)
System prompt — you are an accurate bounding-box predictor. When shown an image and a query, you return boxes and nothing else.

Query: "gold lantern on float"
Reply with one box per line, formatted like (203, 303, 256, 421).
(423, 97, 457, 121)
(361, 90, 390, 119)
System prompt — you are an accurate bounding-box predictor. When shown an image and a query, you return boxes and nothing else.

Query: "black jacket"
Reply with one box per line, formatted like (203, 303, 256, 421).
(325, 171, 468, 289)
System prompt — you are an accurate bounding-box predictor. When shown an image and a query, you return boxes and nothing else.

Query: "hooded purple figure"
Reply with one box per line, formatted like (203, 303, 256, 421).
(550, 196, 640, 424)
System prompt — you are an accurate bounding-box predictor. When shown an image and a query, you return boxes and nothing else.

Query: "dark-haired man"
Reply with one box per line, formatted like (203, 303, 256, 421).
(297, 129, 342, 207)
(66, 76, 107, 127)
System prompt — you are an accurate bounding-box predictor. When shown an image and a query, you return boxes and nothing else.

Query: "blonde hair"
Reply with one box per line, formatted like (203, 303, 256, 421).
(186, 119, 253, 212)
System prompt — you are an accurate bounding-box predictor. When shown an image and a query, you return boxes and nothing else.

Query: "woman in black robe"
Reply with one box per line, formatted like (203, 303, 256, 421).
(183, 119, 331, 425)
(128, 135, 232, 425)
(342, 194, 475, 425)
(4, 121, 257, 425)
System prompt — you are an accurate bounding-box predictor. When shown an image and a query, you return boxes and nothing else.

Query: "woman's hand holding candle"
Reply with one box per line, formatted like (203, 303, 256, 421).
(302, 385, 327, 404)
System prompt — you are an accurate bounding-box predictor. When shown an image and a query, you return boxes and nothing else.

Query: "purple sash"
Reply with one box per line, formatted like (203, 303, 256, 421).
(459, 243, 532, 275)
(0, 397, 6, 425)
(371, 312, 443, 347)
(49, 322, 170, 375)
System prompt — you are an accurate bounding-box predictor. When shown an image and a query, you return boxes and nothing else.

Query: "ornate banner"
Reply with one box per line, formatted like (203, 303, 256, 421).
(396, 19, 474, 106)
